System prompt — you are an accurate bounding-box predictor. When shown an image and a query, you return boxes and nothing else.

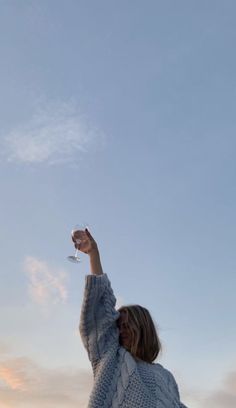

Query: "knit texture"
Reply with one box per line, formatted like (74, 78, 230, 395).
(79, 273, 188, 408)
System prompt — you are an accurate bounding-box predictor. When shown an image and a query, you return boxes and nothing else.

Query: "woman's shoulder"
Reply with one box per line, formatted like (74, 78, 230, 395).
(153, 362, 177, 380)
(152, 362, 180, 397)
(136, 360, 177, 383)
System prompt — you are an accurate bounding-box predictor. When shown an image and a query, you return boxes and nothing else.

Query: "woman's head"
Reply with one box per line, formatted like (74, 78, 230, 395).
(117, 305, 162, 363)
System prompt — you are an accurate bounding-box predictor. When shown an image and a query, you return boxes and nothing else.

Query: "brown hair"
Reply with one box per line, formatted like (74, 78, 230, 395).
(117, 304, 162, 363)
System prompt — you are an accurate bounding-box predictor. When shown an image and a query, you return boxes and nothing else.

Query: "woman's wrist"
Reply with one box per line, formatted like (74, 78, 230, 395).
(88, 244, 99, 257)
(88, 246, 103, 275)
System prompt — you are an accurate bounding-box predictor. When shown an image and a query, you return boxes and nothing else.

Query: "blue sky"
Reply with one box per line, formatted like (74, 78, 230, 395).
(0, 1, 236, 407)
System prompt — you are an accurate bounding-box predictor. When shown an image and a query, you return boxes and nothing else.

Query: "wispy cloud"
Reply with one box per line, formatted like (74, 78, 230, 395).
(180, 370, 236, 408)
(202, 370, 236, 408)
(0, 341, 11, 356)
(2, 100, 104, 165)
(24, 256, 68, 307)
(0, 361, 28, 391)
(0, 355, 92, 407)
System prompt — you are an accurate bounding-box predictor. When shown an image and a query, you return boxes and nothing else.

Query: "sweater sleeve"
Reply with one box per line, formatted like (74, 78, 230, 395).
(79, 273, 120, 365)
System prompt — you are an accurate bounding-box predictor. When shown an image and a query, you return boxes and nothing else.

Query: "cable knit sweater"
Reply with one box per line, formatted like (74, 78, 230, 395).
(79, 273, 188, 407)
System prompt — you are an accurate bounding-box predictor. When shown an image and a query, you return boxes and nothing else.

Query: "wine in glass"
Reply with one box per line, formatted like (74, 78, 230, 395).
(67, 223, 89, 263)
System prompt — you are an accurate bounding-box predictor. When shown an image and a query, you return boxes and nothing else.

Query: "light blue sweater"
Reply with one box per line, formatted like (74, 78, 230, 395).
(79, 273, 188, 407)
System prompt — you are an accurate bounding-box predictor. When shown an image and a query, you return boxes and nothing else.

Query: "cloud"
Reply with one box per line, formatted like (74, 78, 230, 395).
(24, 256, 68, 307)
(1, 100, 104, 165)
(180, 369, 236, 408)
(0, 360, 28, 391)
(0, 342, 11, 356)
(202, 370, 236, 408)
(0, 355, 93, 407)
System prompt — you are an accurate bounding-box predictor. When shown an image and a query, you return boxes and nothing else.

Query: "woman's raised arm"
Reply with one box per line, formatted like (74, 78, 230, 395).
(72, 229, 120, 369)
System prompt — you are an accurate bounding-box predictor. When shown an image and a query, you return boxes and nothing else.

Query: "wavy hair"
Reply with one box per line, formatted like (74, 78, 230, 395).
(117, 304, 162, 363)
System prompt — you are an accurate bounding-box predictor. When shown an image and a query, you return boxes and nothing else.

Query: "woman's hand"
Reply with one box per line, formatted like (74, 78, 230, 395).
(72, 228, 103, 275)
(72, 228, 98, 255)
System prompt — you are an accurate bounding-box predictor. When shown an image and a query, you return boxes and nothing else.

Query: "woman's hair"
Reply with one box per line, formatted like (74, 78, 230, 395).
(117, 304, 162, 363)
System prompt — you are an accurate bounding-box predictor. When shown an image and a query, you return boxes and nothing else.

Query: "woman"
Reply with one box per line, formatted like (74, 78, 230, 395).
(73, 228, 188, 407)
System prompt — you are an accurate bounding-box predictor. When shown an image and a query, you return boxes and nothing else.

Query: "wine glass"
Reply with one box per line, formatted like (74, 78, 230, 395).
(67, 223, 89, 263)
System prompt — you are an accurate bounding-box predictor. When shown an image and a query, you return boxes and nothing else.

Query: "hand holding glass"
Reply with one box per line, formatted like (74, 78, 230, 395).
(67, 224, 89, 263)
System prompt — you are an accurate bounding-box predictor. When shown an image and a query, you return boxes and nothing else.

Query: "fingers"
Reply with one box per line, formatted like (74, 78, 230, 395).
(71, 228, 96, 249)
(85, 228, 95, 241)
(74, 241, 81, 250)
(72, 230, 85, 243)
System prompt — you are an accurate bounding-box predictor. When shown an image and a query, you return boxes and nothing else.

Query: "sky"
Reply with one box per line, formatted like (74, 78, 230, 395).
(0, 1, 236, 407)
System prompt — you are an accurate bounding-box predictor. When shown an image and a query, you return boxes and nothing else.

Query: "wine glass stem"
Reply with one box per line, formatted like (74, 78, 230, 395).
(75, 249, 79, 258)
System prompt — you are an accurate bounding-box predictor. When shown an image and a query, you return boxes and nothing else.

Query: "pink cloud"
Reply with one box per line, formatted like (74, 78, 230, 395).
(24, 257, 68, 307)
(202, 370, 236, 408)
(0, 355, 93, 407)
